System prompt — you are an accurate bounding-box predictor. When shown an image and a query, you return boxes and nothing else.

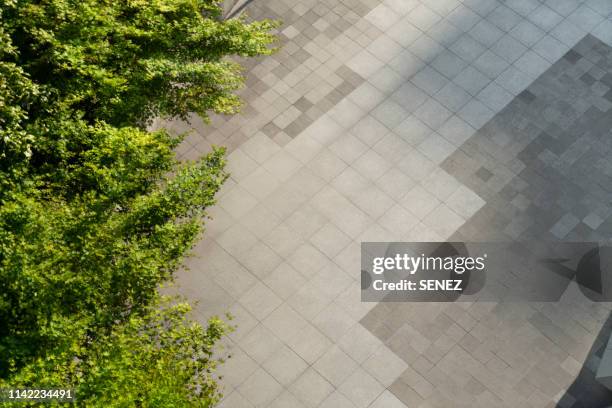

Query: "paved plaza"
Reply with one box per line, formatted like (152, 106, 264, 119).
(159, 1, 612, 407)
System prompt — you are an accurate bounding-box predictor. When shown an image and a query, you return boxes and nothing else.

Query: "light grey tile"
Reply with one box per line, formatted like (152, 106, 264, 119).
(348, 82, 387, 111)
(450, 34, 487, 61)
(406, 4, 442, 31)
(421, 167, 462, 200)
(329, 98, 366, 129)
(227, 148, 260, 180)
(411, 35, 446, 63)
(307, 148, 348, 182)
(220, 185, 259, 219)
(372, 132, 414, 163)
(544, 0, 579, 16)
(263, 223, 304, 258)
(240, 167, 280, 200)
(330, 134, 369, 164)
(372, 100, 409, 129)
(384, 0, 420, 15)
(387, 17, 423, 47)
(396, 149, 437, 181)
(237, 368, 283, 407)
(367, 35, 404, 64)
(532, 35, 570, 63)
(286, 134, 324, 164)
(219, 348, 259, 388)
(457, 98, 495, 129)
(469, 19, 504, 47)
(314, 345, 359, 387)
(304, 115, 346, 147)
(240, 132, 281, 164)
(477, 81, 514, 111)
(347, 49, 386, 78)
(262, 150, 302, 182)
(463, 0, 500, 17)
(338, 324, 383, 363)
(473, 50, 509, 79)
(351, 115, 389, 147)
(389, 49, 427, 79)
(376, 167, 417, 200)
(264, 262, 307, 300)
(528, 4, 564, 32)
(391, 82, 429, 112)
(332, 167, 370, 199)
(431, 50, 469, 79)
(505, 0, 540, 16)
(568, 4, 604, 31)
(417, 132, 457, 164)
(310, 222, 352, 258)
(422, 203, 466, 239)
(394, 115, 434, 146)
(510, 19, 546, 47)
(288, 243, 330, 278)
(238, 281, 282, 321)
(287, 323, 333, 365)
(438, 115, 476, 146)
(363, 345, 409, 387)
(453, 66, 491, 96)
(487, 5, 522, 32)
(365, 4, 402, 30)
(320, 391, 356, 408)
(426, 0, 462, 17)
(352, 149, 393, 181)
(213, 262, 256, 299)
(447, 4, 481, 32)
(262, 303, 308, 343)
(216, 223, 259, 256)
(413, 99, 453, 130)
(551, 19, 588, 46)
(427, 18, 464, 46)
(434, 81, 472, 112)
(401, 184, 441, 219)
(240, 323, 283, 364)
(217, 391, 254, 408)
(592, 19, 612, 46)
(290, 368, 335, 408)
(338, 368, 385, 408)
(369, 66, 405, 94)
(378, 204, 420, 236)
(587, 0, 612, 16)
(514, 50, 550, 78)
(411, 66, 449, 95)
(312, 302, 355, 342)
(490, 34, 528, 63)
(370, 391, 408, 408)
(269, 392, 306, 408)
(495, 65, 533, 95)
(445, 185, 486, 219)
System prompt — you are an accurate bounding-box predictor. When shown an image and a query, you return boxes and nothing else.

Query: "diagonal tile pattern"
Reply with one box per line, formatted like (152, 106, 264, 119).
(158, 0, 612, 407)
(361, 34, 612, 408)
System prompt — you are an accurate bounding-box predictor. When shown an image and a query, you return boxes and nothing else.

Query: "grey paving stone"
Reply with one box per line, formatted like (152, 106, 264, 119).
(362, 34, 612, 408)
(171, 0, 612, 405)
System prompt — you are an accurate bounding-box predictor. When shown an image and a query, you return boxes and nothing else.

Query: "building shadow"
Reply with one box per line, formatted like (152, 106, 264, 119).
(557, 312, 612, 408)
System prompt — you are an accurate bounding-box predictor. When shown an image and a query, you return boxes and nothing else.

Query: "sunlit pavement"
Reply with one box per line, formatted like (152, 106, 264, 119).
(159, 1, 612, 407)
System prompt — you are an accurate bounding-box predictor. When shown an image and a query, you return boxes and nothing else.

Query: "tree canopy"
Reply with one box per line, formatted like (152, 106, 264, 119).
(0, 0, 276, 405)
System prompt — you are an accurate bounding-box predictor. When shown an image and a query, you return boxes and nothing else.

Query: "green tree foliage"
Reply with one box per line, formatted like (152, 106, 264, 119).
(1, 0, 276, 126)
(10, 299, 229, 407)
(0, 0, 276, 405)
